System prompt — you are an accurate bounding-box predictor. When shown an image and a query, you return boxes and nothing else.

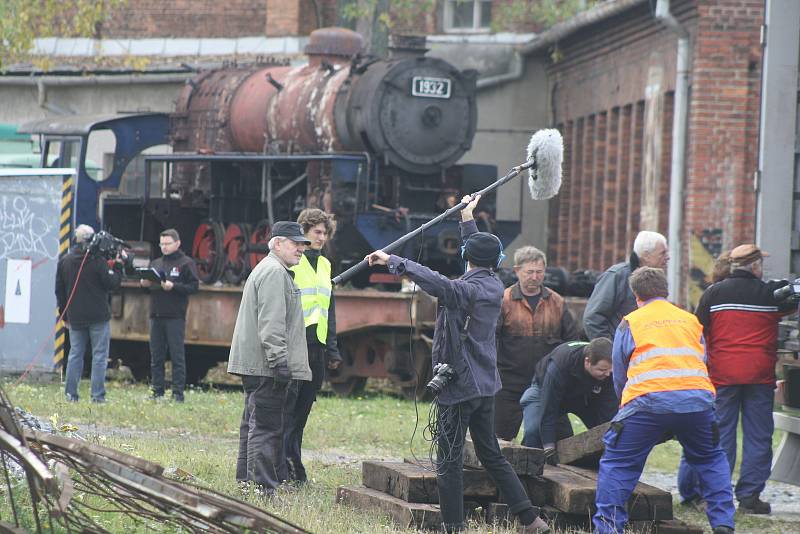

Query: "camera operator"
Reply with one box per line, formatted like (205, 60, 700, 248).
(56, 224, 126, 403)
(367, 195, 549, 534)
(678, 244, 795, 515)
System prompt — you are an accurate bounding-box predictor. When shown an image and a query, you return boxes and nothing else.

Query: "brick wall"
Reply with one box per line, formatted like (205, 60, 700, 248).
(684, 0, 763, 253)
(544, 1, 694, 271)
(101, 0, 340, 38)
(103, 0, 268, 38)
(541, 0, 763, 305)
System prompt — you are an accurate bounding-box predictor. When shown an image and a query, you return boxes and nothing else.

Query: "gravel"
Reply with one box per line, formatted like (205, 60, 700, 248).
(640, 471, 800, 523)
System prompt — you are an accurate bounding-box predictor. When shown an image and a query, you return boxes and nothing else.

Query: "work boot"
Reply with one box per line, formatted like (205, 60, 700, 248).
(712, 526, 734, 534)
(738, 495, 771, 514)
(518, 516, 550, 534)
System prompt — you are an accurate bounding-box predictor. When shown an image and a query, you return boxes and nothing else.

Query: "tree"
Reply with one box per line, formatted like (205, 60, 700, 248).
(0, 0, 124, 71)
(492, 0, 599, 33)
(339, 0, 436, 56)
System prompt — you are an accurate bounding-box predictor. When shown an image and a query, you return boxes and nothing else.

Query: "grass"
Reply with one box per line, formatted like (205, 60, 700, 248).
(2, 381, 798, 533)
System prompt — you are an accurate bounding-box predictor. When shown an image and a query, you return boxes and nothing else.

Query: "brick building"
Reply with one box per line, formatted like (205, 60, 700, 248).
(520, 0, 764, 305)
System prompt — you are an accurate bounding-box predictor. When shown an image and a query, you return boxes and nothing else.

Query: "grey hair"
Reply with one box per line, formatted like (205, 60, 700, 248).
(74, 224, 95, 244)
(633, 231, 667, 257)
(267, 236, 287, 251)
(514, 246, 547, 267)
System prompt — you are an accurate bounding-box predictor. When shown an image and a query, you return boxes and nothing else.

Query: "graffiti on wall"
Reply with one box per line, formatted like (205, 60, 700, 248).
(689, 228, 724, 309)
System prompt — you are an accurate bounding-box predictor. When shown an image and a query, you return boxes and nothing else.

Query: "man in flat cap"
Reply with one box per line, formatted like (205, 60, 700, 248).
(228, 221, 312, 495)
(678, 244, 795, 514)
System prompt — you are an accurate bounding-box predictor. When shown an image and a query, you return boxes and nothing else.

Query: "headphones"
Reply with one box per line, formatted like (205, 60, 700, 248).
(460, 233, 506, 269)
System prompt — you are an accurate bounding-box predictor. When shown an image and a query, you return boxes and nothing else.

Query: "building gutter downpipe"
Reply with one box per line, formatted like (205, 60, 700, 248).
(655, 0, 690, 304)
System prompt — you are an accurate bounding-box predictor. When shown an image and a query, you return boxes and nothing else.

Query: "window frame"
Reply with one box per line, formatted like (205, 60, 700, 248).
(442, 0, 492, 33)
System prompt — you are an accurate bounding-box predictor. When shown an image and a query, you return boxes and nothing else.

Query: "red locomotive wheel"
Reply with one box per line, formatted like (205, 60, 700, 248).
(223, 223, 251, 284)
(248, 219, 271, 269)
(192, 220, 225, 284)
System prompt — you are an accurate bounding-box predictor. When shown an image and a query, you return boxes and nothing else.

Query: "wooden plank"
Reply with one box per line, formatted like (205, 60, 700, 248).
(335, 485, 441, 530)
(538, 465, 597, 515)
(558, 465, 672, 520)
(362, 461, 438, 503)
(556, 422, 611, 467)
(363, 461, 499, 503)
(463, 437, 545, 476)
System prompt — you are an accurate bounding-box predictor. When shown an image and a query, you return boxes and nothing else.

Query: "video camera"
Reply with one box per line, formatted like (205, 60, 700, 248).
(774, 279, 800, 301)
(88, 231, 134, 273)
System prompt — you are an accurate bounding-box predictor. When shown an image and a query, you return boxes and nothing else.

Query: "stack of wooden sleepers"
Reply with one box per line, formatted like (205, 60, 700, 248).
(336, 422, 703, 533)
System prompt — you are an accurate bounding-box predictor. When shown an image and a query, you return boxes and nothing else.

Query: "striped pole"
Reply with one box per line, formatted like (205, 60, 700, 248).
(54, 174, 74, 369)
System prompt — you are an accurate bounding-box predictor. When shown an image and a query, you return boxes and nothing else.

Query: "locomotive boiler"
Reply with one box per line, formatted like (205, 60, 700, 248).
(21, 27, 521, 396)
(136, 27, 509, 288)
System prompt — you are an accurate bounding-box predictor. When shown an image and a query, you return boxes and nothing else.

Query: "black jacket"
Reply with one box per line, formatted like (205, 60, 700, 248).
(55, 245, 122, 328)
(387, 220, 503, 405)
(535, 341, 618, 446)
(148, 250, 199, 319)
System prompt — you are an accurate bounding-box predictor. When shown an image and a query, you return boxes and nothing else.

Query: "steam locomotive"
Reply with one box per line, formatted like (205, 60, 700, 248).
(104, 28, 516, 286)
(21, 27, 521, 395)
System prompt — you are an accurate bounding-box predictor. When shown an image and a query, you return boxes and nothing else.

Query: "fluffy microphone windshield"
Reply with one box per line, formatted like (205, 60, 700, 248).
(526, 128, 563, 200)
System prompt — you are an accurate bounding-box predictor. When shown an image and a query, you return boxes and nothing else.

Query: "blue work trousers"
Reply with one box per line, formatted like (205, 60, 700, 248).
(678, 384, 774, 502)
(64, 321, 110, 401)
(593, 410, 734, 534)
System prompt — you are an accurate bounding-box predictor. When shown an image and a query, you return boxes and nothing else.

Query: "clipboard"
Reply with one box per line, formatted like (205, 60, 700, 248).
(135, 267, 164, 283)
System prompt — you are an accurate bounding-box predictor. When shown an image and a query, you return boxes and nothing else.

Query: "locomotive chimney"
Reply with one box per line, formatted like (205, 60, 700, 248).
(387, 34, 428, 59)
(304, 27, 364, 66)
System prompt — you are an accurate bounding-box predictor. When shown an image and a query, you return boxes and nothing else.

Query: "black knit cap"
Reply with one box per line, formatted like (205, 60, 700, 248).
(463, 232, 502, 267)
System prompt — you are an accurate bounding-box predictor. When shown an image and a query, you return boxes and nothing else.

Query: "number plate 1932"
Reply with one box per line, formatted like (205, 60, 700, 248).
(411, 77, 452, 99)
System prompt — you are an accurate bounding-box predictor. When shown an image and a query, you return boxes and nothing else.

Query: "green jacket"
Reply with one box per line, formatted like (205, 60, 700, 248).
(227, 252, 311, 380)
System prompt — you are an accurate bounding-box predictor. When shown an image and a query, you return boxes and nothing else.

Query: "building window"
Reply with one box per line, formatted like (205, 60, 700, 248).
(444, 0, 492, 32)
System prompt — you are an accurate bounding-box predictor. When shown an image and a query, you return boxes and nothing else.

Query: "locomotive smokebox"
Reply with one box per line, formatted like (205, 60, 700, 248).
(174, 27, 478, 174)
(338, 53, 477, 174)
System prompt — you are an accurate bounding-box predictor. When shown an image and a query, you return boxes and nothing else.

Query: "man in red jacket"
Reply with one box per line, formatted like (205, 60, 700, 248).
(678, 244, 794, 514)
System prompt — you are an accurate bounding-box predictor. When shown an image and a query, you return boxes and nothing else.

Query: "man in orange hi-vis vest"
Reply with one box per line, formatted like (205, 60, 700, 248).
(592, 267, 734, 534)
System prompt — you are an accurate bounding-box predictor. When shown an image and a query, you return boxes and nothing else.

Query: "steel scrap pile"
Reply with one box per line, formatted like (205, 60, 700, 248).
(0, 387, 307, 533)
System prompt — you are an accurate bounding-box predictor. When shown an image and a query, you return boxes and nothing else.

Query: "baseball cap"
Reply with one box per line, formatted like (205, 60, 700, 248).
(271, 221, 311, 244)
(729, 244, 768, 266)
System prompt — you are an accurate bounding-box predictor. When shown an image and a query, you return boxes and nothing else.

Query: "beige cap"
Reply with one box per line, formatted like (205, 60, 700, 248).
(729, 244, 768, 266)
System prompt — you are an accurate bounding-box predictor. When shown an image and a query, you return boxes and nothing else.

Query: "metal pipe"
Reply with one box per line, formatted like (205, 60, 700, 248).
(143, 153, 367, 163)
(0, 73, 192, 86)
(655, 0, 690, 304)
(476, 51, 524, 90)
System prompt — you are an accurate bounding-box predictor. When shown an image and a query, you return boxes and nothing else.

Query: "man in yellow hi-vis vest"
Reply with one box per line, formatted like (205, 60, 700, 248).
(286, 208, 342, 483)
(593, 267, 734, 534)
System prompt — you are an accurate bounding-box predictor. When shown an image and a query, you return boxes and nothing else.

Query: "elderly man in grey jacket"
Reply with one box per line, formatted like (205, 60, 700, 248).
(583, 231, 668, 340)
(229, 221, 312, 493)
